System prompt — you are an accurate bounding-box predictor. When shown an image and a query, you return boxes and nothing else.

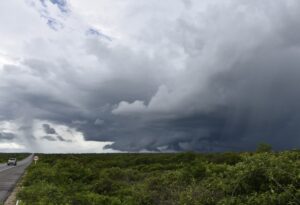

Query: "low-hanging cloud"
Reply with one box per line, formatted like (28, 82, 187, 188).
(0, 132, 16, 141)
(42, 135, 71, 142)
(41, 135, 57, 142)
(41, 123, 72, 142)
(0, 0, 300, 152)
(43, 124, 57, 135)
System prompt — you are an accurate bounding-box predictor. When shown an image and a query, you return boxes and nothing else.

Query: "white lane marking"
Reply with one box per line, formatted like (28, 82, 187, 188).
(0, 165, 17, 173)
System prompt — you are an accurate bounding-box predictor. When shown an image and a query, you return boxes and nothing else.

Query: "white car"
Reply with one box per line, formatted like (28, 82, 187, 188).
(7, 158, 17, 166)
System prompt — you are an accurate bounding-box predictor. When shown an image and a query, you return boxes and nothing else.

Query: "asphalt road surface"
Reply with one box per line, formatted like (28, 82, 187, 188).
(0, 154, 33, 203)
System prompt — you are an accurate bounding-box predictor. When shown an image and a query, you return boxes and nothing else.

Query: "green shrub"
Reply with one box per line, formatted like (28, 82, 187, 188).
(256, 143, 272, 153)
(17, 152, 300, 205)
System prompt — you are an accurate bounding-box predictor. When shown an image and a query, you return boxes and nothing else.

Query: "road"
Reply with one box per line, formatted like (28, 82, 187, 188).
(0, 154, 33, 203)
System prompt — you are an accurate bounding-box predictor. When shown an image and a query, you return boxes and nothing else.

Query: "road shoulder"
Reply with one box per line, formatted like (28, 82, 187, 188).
(4, 178, 22, 205)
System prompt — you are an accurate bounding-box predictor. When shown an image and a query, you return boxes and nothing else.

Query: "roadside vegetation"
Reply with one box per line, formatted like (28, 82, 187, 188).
(17, 148, 300, 205)
(0, 153, 30, 163)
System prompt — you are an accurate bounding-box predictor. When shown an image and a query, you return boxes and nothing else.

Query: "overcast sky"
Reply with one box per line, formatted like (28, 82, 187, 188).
(0, 0, 300, 153)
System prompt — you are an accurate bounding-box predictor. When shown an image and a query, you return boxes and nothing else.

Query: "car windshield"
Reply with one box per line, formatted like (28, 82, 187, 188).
(9, 158, 16, 160)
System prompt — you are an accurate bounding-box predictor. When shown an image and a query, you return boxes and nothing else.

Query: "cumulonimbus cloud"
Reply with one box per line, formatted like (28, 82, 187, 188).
(1, 0, 300, 152)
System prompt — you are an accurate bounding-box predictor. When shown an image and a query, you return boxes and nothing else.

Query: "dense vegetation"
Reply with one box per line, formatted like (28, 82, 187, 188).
(18, 150, 300, 205)
(0, 153, 30, 163)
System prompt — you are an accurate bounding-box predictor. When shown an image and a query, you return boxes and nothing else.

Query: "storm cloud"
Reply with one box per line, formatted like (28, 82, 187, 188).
(0, 0, 300, 152)
(41, 123, 72, 142)
(42, 135, 71, 142)
(43, 124, 57, 135)
(0, 132, 16, 141)
(41, 135, 57, 142)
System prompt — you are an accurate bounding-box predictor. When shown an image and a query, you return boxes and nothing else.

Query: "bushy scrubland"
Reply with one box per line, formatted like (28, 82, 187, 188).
(17, 150, 300, 205)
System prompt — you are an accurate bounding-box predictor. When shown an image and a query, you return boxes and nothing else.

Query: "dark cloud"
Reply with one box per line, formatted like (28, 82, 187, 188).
(41, 124, 72, 142)
(41, 135, 71, 142)
(101, 2, 300, 151)
(41, 135, 57, 141)
(42, 124, 57, 135)
(105, 45, 300, 151)
(1, 1, 300, 152)
(0, 132, 16, 141)
(57, 135, 72, 142)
